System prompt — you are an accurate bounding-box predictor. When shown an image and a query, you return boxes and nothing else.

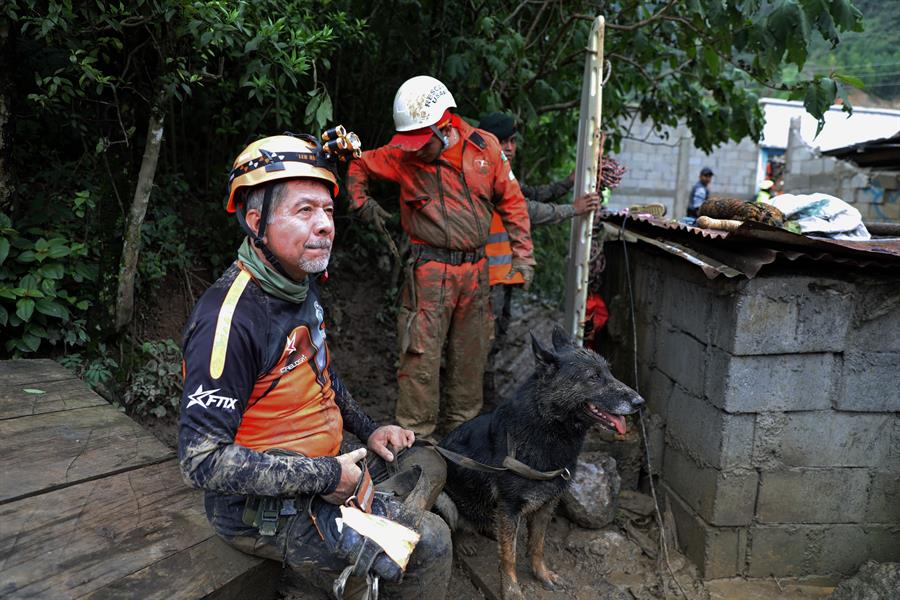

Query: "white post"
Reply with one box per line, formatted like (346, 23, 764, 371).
(563, 16, 605, 344)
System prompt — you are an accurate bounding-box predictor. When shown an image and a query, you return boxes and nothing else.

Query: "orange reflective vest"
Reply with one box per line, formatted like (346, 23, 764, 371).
(487, 211, 525, 286)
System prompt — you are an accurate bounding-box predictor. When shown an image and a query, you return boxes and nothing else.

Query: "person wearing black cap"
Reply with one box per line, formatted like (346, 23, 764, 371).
(688, 167, 714, 217)
(477, 112, 601, 407)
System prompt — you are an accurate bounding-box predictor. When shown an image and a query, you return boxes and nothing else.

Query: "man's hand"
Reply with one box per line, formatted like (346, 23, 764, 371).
(573, 192, 601, 216)
(321, 447, 367, 505)
(367, 425, 415, 462)
(507, 258, 535, 291)
(357, 199, 399, 259)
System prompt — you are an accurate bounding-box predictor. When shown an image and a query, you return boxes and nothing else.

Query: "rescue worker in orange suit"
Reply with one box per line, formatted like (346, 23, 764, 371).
(477, 112, 601, 406)
(178, 133, 451, 599)
(347, 76, 535, 439)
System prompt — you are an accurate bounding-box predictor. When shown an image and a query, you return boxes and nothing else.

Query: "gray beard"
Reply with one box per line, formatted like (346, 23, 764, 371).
(299, 253, 330, 274)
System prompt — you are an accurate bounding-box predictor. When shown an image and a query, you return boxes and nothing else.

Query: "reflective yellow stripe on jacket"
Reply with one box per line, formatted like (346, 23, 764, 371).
(486, 211, 525, 286)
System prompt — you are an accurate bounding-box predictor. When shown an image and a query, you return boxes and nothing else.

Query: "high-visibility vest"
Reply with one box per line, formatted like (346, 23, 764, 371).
(486, 211, 525, 286)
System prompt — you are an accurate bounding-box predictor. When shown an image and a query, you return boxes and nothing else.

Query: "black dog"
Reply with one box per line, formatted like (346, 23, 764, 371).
(439, 325, 644, 600)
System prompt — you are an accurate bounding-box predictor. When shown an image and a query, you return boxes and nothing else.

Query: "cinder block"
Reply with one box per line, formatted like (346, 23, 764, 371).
(656, 327, 706, 398)
(663, 446, 758, 526)
(666, 387, 754, 469)
(867, 472, 900, 523)
(819, 525, 874, 576)
(665, 485, 747, 579)
(705, 350, 837, 413)
(641, 366, 674, 422)
(747, 525, 811, 577)
(847, 284, 900, 352)
(837, 351, 900, 412)
(756, 468, 869, 523)
(727, 277, 853, 355)
(867, 524, 900, 563)
(761, 412, 895, 468)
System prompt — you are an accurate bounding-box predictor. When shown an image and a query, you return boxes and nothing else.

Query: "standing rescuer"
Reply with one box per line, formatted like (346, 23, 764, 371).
(347, 76, 535, 439)
(178, 132, 451, 600)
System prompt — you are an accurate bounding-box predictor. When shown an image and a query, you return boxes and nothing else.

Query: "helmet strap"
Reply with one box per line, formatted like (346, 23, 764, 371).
(236, 185, 293, 279)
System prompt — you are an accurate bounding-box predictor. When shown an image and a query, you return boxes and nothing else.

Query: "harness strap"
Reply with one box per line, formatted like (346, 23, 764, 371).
(418, 438, 570, 481)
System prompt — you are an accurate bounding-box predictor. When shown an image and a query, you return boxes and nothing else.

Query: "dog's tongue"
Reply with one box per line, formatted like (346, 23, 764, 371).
(609, 414, 627, 435)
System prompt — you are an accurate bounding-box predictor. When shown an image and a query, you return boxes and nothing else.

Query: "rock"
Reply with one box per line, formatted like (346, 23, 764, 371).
(565, 529, 643, 569)
(828, 561, 900, 600)
(561, 452, 621, 528)
(583, 427, 643, 490)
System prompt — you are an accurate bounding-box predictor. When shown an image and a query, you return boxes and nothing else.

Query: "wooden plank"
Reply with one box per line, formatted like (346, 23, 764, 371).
(0, 460, 223, 599)
(83, 537, 279, 600)
(0, 359, 78, 386)
(0, 405, 174, 503)
(0, 377, 106, 421)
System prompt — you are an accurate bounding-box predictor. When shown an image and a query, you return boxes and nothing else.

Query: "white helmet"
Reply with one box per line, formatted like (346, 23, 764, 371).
(392, 76, 457, 132)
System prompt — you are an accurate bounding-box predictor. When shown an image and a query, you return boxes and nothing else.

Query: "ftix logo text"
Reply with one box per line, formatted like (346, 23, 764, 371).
(187, 385, 238, 410)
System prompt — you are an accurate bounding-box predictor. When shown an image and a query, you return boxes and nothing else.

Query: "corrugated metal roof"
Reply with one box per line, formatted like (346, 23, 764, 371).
(599, 213, 900, 279)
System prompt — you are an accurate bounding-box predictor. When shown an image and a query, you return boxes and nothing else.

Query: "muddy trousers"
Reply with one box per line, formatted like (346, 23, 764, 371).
(218, 447, 451, 600)
(395, 258, 493, 438)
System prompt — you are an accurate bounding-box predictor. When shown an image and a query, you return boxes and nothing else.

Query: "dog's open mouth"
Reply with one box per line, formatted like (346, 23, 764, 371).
(584, 403, 627, 434)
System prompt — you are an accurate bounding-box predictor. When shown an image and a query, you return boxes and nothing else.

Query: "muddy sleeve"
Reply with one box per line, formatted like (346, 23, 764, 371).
(346, 146, 401, 211)
(330, 366, 379, 443)
(492, 152, 535, 265)
(521, 177, 573, 204)
(178, 297, 341, 497)
(527, 200, 577, 227)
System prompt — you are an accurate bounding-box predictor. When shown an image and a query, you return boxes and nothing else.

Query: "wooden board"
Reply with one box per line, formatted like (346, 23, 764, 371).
(0, 405, 174, 503)
(0, 377, 106, 421)
(0, 359, 78, 386)
(0, 460, 257, 599)
(82, 536, 279, 600)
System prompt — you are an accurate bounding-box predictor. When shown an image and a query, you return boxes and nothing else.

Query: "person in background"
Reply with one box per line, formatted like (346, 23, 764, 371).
(687, 166, 714, 217)
(477, 112, 601, 407)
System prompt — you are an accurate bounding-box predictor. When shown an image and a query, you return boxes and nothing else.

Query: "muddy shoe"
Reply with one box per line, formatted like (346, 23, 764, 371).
(627, 203, 666, 217)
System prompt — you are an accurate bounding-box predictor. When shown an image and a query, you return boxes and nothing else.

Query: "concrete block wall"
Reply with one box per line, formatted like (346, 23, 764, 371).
(783, 116, 900, 222)
(609, 119, 759, 218)
(602, 244, 900, 580)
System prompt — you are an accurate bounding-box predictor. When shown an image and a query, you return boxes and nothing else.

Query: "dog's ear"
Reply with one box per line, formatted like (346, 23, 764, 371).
(551, 324, 575, 351)
(531, 332, 558, 367)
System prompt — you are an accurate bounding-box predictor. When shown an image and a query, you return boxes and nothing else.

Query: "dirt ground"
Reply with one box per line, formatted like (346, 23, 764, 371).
(134, 248, 839, 600)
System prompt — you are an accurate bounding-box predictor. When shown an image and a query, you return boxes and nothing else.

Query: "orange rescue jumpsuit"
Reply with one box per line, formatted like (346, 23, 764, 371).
(346, 117, 534, 437)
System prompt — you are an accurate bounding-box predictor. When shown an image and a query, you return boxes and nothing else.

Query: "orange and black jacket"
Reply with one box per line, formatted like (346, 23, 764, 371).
(178, 262, 377, 536)
(346, 117, 535, 266)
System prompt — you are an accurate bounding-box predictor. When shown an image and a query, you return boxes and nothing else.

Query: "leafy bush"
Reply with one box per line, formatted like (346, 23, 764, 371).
(58, 346, 119, 390)
(123, 339, 183, 419)
(0, 199, 99, 356)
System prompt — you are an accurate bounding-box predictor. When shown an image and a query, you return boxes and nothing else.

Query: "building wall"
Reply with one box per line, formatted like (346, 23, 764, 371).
(601, 243, 900, 579)
(609, 120, 759, 218)
(783, 117, 900, 222)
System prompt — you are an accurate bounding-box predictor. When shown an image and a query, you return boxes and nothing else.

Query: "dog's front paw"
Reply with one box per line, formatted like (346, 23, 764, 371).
(500, 577, 525, 600)
(533, 564, 562, 589)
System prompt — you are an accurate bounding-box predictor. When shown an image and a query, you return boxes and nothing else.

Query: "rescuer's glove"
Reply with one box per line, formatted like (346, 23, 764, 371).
(357, 199, 399, 259)
(507, 258, 535, 291)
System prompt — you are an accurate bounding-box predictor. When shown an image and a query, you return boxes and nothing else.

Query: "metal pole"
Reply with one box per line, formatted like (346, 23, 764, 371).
(563, 16, 605, 344)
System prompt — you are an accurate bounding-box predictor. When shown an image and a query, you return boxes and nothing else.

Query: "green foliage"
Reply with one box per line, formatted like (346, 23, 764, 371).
(0, 202, 97, 355)
(59, 346, 119, 390)
(123, 339, 183, 419)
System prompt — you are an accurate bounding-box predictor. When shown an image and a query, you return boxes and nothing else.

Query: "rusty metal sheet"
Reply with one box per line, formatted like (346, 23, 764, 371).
(599, 212, 900, 278)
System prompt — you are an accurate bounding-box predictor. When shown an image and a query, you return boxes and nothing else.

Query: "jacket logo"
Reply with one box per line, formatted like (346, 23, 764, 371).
(475, 158, 490, 174)
(286, 333, 297, 354)
(187, 384, 238, 410)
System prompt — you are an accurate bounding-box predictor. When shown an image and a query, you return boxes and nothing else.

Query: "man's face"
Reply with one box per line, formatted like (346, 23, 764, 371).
(253, 179, 335, 280)
(701, 173, 713, 186)
(414, 133, 444, 163)
(501, 135, 517, 162)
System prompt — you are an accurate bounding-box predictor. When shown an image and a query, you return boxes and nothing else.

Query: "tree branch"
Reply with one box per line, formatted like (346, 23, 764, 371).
(604, 0, 679, 31)
(536, 99, 579, 114)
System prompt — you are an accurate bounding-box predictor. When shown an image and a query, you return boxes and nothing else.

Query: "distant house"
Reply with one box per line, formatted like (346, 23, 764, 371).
(608, 98, 900, 220)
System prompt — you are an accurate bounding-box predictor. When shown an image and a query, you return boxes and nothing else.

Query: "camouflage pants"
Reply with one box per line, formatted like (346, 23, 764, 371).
(217, 447, 451, 600)
(395, 258, 493, 438)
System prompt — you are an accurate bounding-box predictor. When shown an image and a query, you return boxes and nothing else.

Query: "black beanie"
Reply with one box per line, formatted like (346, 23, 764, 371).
(477, 112, 517, 141)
